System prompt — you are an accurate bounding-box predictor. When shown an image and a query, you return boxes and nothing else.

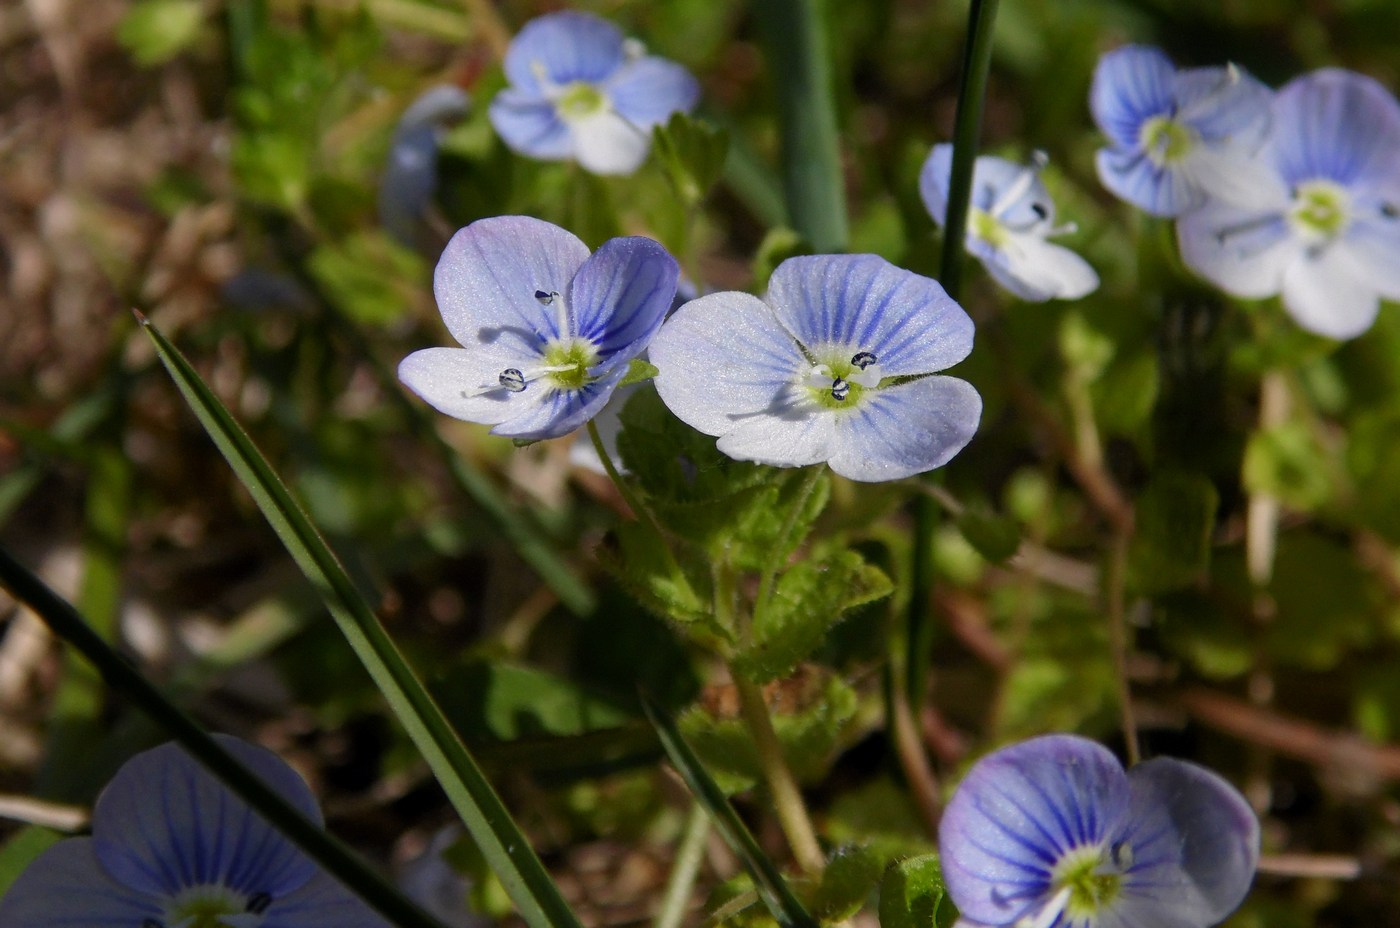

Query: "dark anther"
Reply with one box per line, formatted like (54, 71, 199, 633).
(247, 892, 273, 915)
(534, 290, 554, 304)
(1383, 203, 1399, 220)
(850, 351, 878, 370)
(499, 368, 527, 392)
(1030, 202, 1049, 220)
(831, 378, 850, 401)
(141, 920, 164, 928)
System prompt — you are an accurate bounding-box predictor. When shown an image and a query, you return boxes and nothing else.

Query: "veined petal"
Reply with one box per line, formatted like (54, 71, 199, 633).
(489, 365, 628, 441)
(261, 870, 391, 928)
(920, 145, 1047, 226)
(489, 92, 574, 161)
(92, 736, 320, 899)
(827, 375, 981, 482)
(0, 838, 162, 928)
(1280, 245, 1380, 340)
(398, 346, 550, 427)
(1095, 146, 1197, 217)
(650, 291, 808, 438)
(918, 144, 954, 226)
(569, 383, 638, 475)
(569, 236, 678, 364)
(715, 388, 835, 468)
(570, 108, 652, 175)
(1271, 68, 1400, 190)
(1090, 45, 1176, 150)
(1174, 65, 1272, 145)
(433, 216, 591, 348)
(1177, 201, 1297, 298)
(1343, 216, 1400, 298)
(606, 56, 701, 127)
(1178, 144, 1288, 211)
(503, 11, 623, 97)
(981, 232, 1100, 302)
(765, 254, 975, 376)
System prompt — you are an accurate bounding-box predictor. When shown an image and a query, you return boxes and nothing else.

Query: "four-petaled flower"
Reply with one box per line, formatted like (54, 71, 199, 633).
(0, 735, 386, 928)
(920, 145, 1100, 302)
(490, 11, 700, 176)
(1091, 45, 1274, 217)
(940, 734, 1259, 928)
(1177, 68, 1400, 340)
(649, 254, 981, 482)
(399, 216, 679, 441)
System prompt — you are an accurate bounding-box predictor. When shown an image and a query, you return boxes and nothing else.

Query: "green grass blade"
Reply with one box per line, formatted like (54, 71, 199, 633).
(639, 694, 818, 928)
(137, 313, 583, 928)
(0, 546, 448, 928)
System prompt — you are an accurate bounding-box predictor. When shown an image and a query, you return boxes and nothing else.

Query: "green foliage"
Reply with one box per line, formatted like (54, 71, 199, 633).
(0, 827, 61, 897)
(307, 232, 426, 325)
(1243, 421, 1334, 511)
(810, 845, 888, 922)
(955, 503, 1022, 564)
(1129, 472, 1219, 595)
(434, 660, 633, 743)
(653, 113, 730, 208)
(117, 0, 204, 66)
(877, 855, 955, 928)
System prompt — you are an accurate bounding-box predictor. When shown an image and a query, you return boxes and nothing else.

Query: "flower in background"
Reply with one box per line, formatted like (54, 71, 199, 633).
(1177, 69, 1400, 340)
(649, 254, 981, 482)
(1091, 45, 1274, 216)
(0, 735, 386, 928)
(920, 144, 1099, 302)
(378, 84, 470, 246)
(940, 735, 1259, 928)
(399, 216, 678, 441)
(490, 11, 700, 175)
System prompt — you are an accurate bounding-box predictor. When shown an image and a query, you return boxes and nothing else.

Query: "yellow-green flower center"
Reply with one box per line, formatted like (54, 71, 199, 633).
(1288, 179, 1351, 243)
(555, 81, 607, 120)
(969, 207, 1010, 247)
(1052, 844, 1123, 920)
(804, 350, 882, 411)
(161, 885, 267, 928)
(1138, 116, 1197, 167)
(540, 337, 599, 390)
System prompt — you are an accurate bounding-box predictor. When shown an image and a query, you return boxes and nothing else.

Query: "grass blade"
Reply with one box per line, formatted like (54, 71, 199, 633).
(137, 312, 583, 928)
(639, 694, 818, 928)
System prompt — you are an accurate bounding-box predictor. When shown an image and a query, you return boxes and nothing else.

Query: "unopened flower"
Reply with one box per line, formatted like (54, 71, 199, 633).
(920, 145, 1098, 302)
(940, 735, 1259, 928)
(0, 735, 386, 928)
(1177, 69, 1400, 339)
(649, 254, 981, 482)
(378, 84, 470, 245)
(490, 11, 700, 175)
(1091, 45, 1274, 216)
(399, 215, 679, 440)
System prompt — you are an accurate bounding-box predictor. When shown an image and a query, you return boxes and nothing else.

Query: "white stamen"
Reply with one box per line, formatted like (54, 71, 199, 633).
(990, 155, 1047, 219)
(849, 364, 882, 389)
(1014, 887, 1071, 928)
(806, 364, 834, 389)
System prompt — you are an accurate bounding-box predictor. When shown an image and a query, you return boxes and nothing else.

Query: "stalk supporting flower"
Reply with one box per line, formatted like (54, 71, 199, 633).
(921, 145, 1099, 302)
(1177, 68, 1400, 340)
(649, 254, 981, 482)
(1091, 45, 1274, 216)
(399, 215, 679, 440)
(939, 735, 1259, 928)
(490, 11, 700, 176)
(0, 735, 388, 928)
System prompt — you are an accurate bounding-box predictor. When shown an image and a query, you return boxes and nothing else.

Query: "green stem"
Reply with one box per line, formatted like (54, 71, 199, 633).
(753, 0, 848, 251)
(755, 466, 825, 613)
(653, 803, 711, 928)
(0, 545, 450, 928)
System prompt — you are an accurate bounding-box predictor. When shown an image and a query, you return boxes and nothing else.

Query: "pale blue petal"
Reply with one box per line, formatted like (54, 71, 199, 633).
(0, 838, 162, 928)
(939, 735, 1129, 927)
(920, 146, 1045, 226)
(1174, 66, 1271, 143)
(979, 233, 1099, 302)
(1176, 200, 1297, 298)
(828, 375, 981, 481)
(765, 254, 974, 376)
(714, 391, 835, 468)
(1280, 245, 1380, 340)
(918, 144, 953, 226)
(399, 346, 550, 428)
(650, 291, 807, 438)
(433, 216, 591, 349)
(1090, 45, 1175, 150)
(1343, 216, 1400, 298)
(488, 365, 627, 440)
(1095, 145, 1196, 217)
(379, 86, 469, 244)
(569, 236, 678, 366)
(606, 57, 700, 128)
(1271, 69, 1400, 190)
(489, 91, 573, 161)
(502, 12, 623, 98)
(261, 870, 391, 928)
(92, 736, 320, 899)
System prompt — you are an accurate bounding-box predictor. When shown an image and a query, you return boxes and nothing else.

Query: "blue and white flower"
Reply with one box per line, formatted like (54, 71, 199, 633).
(920, 145, 1099, 302)
(378, 84, 470, 245)
(399, 215, 679, 441)
(490, 11, 700, 176)
(940, 735, 1259, 928)
(1177, 69, 1400, 340)
(649, 254, 981, 482)
(1091, 45, 1274, 216)
(0, 735, 386, 928)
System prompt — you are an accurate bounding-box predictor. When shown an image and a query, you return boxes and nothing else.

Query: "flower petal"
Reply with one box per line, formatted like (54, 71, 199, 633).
(827, 375, 981, 481)
(1094, 146, 1196, 217)
(1178, 144, 1288, 212)
(1280, 245, 1380, 340)
(1270, 69, 1400, 190)
(765, 254, 975, 376)
(398, 346, 550, 428)
(569, 236, 678, 365)
(650, 291, 808, 438)
(1090, 45, 1176, 150)
(939, 735, 1129, 927)
(433, 216, 591, 349)
(920, 146, 1046, 225)
(0, 838, 163, 928)
(981, 232, 1100, 302)
(1176, 201, 1297, 298)
(489, 92, 573, 161)
(1344, 216, 1400, 299)
(502, 12, 623, 97)
(92, 735, 320, 899)
(715, 388, 836, 468)
(261, 870, 390, 928)
(490, 365, 628, 441)
(1173, 65, 1272, 144)
(606, 56, 701, 127)
(571, 109, 652, 175)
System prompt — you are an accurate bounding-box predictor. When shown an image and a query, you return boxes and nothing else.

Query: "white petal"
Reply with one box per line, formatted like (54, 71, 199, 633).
(398, 346, 547, 427)
(570, 109, 651, 175)
(1281, 246, 1380, 340)
(827, 375, 982, 482)
(984, 233, 1100, 302)
(1177, 201, 1298, 298)
(1180, 144, 1288, 211)
(714, 389, 836, 468)
(1343, 217, 1400, 299)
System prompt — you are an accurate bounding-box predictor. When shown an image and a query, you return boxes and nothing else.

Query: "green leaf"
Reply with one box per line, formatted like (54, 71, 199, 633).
(433, 660, 632, 742)
(736, 552, 893, 683)
(640, 695, 819, 928)
(137, 315, 582, 928)
(620, 358, 661, 387)
(810, 845, 887, 921)
(617, 388, 768, 504)
(307, 231, 426, 325)
(877, 855, 954, 928)
(0, 827, 62, 897)
(752, 227, 810, 292)
(117, 0, 204, 66)
(1242, 421, 1333, 511)
(1128, 472, 1218, 595)
(955, 505, 1021, 565)
(652, 112, 730, 208)
(598, 520, 719, 636)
